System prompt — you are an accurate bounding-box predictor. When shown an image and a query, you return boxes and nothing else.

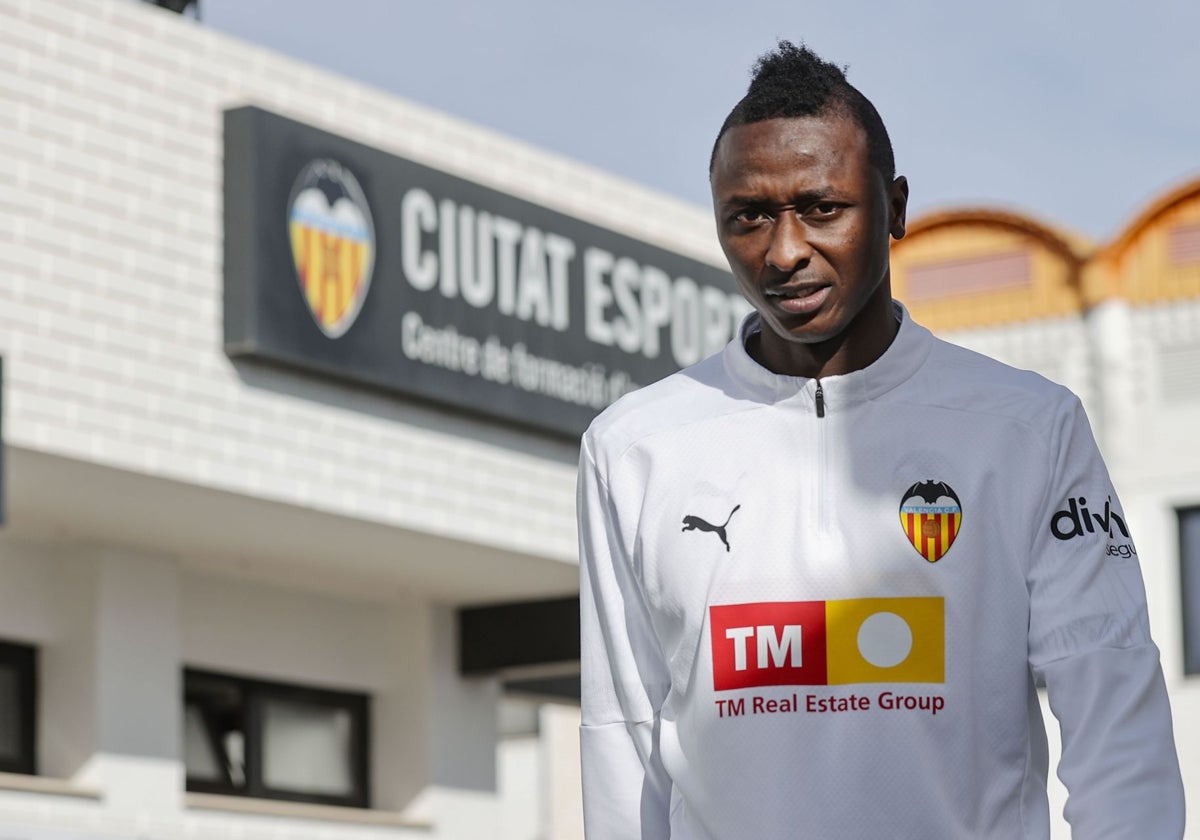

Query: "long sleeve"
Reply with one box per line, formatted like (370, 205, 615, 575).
(1027, 396, 1185, 838)
(577, 436, 673, 840)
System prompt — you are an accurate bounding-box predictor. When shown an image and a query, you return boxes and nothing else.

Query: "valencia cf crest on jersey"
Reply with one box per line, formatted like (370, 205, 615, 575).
(287, 159, 375, 338)
(899, 480, 962, 563)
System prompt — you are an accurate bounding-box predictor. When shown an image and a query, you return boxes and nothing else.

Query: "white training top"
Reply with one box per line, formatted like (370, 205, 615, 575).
(577, 304, 1184, 839)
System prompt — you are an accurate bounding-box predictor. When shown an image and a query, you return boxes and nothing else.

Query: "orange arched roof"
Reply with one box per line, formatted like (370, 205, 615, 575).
(896, 207, 1092, 265)
(1100, 175, 1200, 259)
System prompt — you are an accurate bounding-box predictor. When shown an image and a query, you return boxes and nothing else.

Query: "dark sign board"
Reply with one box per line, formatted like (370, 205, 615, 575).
(223, 107, 748, 437)
(0, 356, 5, 526)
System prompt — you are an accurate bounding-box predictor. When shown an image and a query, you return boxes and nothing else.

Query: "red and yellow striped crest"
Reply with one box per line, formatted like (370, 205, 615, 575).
(287, 160, 375, 339)
(899, 481, 962, 563)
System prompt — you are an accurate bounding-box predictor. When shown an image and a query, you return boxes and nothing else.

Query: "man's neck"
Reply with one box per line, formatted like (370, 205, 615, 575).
(748, 299, 901, 379)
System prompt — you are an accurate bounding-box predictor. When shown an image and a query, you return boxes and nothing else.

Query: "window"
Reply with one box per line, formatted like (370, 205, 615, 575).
(184, 669, 370, 808)
(1180, 507, 1200, 676)
(0, 641, 36, 775)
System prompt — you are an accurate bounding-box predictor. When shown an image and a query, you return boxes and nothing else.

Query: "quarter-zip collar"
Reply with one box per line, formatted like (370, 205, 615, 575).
(721, 300, 933, 410)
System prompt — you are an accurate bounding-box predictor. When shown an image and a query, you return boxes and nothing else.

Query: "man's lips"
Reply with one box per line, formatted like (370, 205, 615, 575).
(764, 284, 832, 315)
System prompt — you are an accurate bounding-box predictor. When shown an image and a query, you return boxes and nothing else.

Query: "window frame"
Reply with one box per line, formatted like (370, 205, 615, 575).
(0, 640, 37, 776)
(183, 668, 370, 808)
(1180, 506, 1200, 676)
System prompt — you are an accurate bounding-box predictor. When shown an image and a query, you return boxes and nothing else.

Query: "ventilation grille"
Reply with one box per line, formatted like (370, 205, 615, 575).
(1160, 345, 1200, 405)
(1168, 223, 1200, 266)
(905, 251, 1032, 301)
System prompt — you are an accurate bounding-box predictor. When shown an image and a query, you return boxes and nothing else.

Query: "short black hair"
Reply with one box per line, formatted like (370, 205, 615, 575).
(710, 40, 896, 181)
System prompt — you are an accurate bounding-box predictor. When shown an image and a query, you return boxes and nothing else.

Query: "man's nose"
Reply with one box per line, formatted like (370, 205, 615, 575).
(765, 214, 813, 273)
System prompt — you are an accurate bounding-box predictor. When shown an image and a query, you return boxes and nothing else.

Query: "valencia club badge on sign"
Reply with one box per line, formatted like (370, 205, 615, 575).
(287, 159, 375, 339)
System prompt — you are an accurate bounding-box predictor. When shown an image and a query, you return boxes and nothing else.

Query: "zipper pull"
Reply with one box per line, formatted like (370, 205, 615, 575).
(815, 382, 825, 418)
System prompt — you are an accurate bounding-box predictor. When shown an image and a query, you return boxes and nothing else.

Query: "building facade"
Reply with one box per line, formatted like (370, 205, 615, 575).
(1, 1, 725, 836)
(0, 2, 1196, 839)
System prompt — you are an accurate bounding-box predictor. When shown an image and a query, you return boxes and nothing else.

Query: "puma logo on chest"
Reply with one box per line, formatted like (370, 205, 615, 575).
(681, 505, 741, 552)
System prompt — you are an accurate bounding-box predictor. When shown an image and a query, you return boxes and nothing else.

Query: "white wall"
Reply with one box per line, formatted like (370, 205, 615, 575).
(181, 571, 436, 812)
(0, 531, 510, 838)
(0, 537, 97, 780)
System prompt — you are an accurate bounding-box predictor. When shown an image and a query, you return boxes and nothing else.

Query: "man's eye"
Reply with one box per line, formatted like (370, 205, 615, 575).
(733, 209, 768, 225)
(808, 202, 841, 218)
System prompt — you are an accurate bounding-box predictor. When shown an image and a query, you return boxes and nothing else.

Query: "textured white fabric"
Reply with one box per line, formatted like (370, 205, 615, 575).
(578, 304, 1184, 839)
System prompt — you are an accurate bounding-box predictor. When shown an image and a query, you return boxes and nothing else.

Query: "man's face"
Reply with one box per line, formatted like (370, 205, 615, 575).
(710, 112, 908, 375)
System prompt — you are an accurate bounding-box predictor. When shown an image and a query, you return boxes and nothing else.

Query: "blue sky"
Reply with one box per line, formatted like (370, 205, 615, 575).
(202, 0, 1200, 242)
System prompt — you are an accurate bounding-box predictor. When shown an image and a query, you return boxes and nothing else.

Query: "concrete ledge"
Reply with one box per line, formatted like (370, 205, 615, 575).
(0, 772, 103, 800)
(185, 792, 433, 829)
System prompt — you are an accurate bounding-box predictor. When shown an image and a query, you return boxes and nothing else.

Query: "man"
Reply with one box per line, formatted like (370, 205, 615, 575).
(577, 41, 1185, 839)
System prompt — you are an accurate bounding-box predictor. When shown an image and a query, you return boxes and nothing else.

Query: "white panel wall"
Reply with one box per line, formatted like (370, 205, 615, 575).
(0, 530, 488, 838)
(181, 571, 436, 813)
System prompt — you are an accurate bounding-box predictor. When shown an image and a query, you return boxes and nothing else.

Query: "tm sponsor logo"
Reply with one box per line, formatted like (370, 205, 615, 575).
(715, 691, 946, 718)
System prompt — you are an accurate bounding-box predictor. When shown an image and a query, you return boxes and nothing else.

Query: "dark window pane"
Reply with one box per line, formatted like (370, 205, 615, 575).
(1181, 508, 1200, 675)
(184, 669, 368, 807)
(184, 673, 246, 791)
(183, 702, 223, 781)
(0, 641, 36, 775)
(0, 666, 21, 761)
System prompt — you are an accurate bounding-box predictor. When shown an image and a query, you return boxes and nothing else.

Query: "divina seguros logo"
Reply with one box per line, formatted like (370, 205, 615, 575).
(287, 159, 375, 339)
(1050, 494, 1137, 558)
(1050, 495, 1128, 541)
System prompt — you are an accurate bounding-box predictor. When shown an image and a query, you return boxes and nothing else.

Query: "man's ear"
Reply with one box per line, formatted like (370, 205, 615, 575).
(889, 176, 909, 240)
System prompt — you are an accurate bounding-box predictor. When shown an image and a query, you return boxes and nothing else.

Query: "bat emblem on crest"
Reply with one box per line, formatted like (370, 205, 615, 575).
(899, 481, 962, 563)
